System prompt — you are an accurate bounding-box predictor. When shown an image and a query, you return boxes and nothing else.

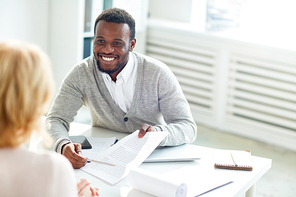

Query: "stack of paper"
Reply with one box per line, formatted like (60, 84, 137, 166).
(127, 168, 187, 197)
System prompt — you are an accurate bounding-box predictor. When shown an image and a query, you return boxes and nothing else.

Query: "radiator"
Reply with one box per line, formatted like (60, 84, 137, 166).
(228, 55, 296, 132)
(146, 28, 217, 116)
(145, 25, 296, 151)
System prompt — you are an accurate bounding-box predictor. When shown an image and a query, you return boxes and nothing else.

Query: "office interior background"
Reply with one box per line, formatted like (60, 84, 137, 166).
(0, 0, 295, 196)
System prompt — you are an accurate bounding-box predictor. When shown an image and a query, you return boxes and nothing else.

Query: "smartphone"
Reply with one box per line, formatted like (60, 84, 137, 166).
(69, 135, 92, 149)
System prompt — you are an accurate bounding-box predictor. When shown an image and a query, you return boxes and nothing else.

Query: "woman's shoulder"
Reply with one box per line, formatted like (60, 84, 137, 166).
(0, 148, 77, 197)
(34, 150, 73, 168)
(8, 148, 73, 171)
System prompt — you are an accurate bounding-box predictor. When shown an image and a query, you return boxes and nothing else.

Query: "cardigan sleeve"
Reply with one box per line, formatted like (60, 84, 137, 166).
(153, 62, 197, 146)
(44, 65, 84, 153)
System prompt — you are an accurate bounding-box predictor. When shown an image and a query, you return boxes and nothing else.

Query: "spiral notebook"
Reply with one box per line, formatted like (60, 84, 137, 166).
(213, 149, 253, 171)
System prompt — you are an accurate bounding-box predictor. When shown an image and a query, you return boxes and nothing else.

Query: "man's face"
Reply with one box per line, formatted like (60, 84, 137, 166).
(93, 20, 136, 76)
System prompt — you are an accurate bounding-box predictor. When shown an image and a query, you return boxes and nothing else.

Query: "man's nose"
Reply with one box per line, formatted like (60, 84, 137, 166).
(102, 43, 114, 54)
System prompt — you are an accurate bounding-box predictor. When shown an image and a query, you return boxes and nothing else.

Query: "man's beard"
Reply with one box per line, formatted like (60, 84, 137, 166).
(96, 52, 129, 75)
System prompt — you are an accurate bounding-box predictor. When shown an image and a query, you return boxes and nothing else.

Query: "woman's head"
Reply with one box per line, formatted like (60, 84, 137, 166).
(0, 40, 54, 147)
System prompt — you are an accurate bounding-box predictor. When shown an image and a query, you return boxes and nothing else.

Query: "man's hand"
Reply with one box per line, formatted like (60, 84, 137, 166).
(138, 123, 156, 138)
(62, 142, 87, 169)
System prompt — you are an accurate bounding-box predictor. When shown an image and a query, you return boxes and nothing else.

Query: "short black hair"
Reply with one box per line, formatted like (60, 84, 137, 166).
(94, 8, 135, 40)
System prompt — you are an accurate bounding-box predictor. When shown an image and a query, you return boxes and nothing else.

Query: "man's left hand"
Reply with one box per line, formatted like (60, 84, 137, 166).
(138, 124, 156, 138)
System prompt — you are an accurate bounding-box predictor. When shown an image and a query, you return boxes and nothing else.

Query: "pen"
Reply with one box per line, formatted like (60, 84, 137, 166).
(195, 181, 234, 197)
(87, 159, 115, 166)
(230, 153, 238, 166)
(111, 139, 118, 146)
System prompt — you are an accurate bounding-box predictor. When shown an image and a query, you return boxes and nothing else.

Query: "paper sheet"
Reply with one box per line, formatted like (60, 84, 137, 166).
(81, 137, 116, 160)
(164, 166, 233, 196)
(81, 130, 168, 185)
(127, 168, 187, 197)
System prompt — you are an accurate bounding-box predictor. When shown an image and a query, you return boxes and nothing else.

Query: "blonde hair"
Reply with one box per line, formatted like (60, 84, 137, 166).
(0, 40, 54, 147)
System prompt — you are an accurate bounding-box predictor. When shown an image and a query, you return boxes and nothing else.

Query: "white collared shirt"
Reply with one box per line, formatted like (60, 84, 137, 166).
(102, 52, 137, 113)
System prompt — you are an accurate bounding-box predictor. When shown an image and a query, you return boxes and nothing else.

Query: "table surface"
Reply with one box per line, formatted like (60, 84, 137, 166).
(69, 123, 272, 197)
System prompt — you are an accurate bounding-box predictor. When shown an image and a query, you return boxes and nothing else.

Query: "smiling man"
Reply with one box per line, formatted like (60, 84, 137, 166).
(94, 20, 134, 80)
(45, 8, 197, 169)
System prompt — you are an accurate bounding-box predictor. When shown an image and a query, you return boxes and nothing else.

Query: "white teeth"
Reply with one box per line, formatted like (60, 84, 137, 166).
(102, 56, 115, 61)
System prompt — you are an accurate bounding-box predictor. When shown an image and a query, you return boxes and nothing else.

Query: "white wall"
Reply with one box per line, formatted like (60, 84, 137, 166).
(0, 0, 85, 92)
(149, 0, 192, 23)
(148, 0, 206, 31)
(48, 0, 84, 90)
(0, 0, 149, 92)
(113, 0, 149, 54)
(0, 0, 49, 52)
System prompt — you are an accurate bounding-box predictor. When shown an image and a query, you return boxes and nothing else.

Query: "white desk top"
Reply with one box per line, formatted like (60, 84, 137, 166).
(69, 124, 272, 197)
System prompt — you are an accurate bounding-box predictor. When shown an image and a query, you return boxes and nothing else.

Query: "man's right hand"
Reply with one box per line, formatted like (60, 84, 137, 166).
(62, 142, 87, 169)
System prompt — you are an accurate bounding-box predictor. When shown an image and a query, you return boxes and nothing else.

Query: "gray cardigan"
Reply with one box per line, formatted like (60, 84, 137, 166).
(45, 52, 197, 153)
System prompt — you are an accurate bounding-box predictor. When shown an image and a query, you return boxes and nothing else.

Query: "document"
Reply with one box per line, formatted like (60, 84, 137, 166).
(81, 137, 116, 160)
(127, 167, 187, 197)
(81, 130, 168, 185)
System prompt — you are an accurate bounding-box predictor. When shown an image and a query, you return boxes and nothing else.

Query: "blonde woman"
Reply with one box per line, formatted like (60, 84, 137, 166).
(0, 40, 99, 197)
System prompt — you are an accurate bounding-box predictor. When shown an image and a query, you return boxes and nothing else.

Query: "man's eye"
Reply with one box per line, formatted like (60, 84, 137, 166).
(97, 40, 104, 43)
(115, 42, 121, 45)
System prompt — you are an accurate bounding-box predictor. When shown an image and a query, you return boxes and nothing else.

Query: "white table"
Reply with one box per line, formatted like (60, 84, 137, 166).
(69, 123, 272, 197)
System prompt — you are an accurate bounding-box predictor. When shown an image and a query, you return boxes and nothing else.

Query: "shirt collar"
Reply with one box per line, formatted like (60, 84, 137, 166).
(102, 52, 134, 83)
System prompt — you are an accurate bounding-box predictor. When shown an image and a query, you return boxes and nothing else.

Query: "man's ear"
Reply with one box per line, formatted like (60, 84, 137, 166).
(130, 38, 136, 51)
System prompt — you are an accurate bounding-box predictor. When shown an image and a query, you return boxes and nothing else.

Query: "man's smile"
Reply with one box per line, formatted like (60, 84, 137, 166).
(101, 56, 115, 61)
(98, 54, 119, 63)
(96, 52, 127, 75)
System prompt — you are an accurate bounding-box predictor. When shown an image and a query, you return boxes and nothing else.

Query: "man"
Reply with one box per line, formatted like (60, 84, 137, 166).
(45, 8, 197, 169)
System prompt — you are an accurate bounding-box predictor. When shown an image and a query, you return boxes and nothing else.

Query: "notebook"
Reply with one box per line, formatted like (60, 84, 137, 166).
(144, 144, 200, 163)
(213, 149, 253, 171)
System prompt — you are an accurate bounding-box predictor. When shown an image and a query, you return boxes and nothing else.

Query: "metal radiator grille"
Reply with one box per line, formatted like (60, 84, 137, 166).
(146, 28, 217, 116)
(227, 55, 296, 131)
